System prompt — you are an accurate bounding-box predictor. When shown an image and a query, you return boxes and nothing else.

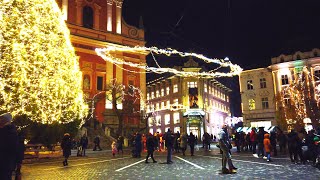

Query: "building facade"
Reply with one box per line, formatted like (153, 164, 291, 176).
(146, 58, 231, 138)
(239, 68, 276, 127)
(56, 0, 147, 134)
(239, 48, 320, 130)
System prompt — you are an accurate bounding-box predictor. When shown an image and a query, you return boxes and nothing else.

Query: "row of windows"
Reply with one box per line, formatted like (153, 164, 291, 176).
(148, 112, 180, 126)
(149, 127, 181, 135)
(204, 83, 228, 101)
(204, 98, 229, 113)
(247, 78, 267, 90)
(248, 97, 269, 110)
(280, 69, 320, 86)
(83, 75, 104, 91)
(147, 84, 178, 100)
(146, 99, 179, 112)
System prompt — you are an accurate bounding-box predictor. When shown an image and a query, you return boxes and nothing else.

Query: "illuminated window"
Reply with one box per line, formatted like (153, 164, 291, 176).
(147, 93, 150, 100)
(165, 114, 170, 125)
(173, 99, 178, 105)
(260, 78, 267, 88)
(314, 70, 320, 81)
(284, 95, 290, 105)
(156, 103, 159, 110)
(82, 6, 93, 29)
(146, 105, 150, 113)
(161, 102, 165, 109)
(174, 112, 180, 124)
(248, 99, 255, 110)
(161, 88, 164, 96)
(188, 82, 197, 88)
(148, 117, 154, 126)
(174, 127, 180, 133)
(262, 97, 269, 109)
(281, 75, 289, 85)
(166, 87, 170, 95)
(226, 96, 229, 102)
(156, 115, 161, 126)
(156, 90, 160, 98)
(151, 92, 154, 99)
(173, 84, 178, 93)
(204, 84, 207, 92)
(167, 100, 170, 108)
(247, 80, 253, 90)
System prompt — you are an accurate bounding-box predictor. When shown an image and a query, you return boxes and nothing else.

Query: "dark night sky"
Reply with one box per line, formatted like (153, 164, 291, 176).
(122, 0, 320, 116)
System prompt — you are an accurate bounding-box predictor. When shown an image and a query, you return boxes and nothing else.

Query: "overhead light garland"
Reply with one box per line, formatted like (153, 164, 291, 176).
(0, 0, 88, 125)
(95, 46, 243, 78)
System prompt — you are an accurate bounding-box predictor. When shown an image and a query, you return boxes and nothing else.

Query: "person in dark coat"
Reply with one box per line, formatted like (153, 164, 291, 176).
(80, 135, 88, 156)
(270, 131, 277, 156)
(93, 136, 102, 151)
(164, 129, 174, 163)
(287, 129, 299, 163)
(188, 132, 196, 156)
(117, 136, 124, 154)
(135, 132, 142, 158)
(0, 113, 18, 180)
(61, 133, 72, 166)
(278, 130, 287, 154)
(15, 130, 26, 178)
(257, 127, 266, 157)
(145, 133, 157, 163)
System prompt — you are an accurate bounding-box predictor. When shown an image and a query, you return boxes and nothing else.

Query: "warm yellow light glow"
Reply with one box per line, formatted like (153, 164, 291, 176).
(0, 0, 88, 124)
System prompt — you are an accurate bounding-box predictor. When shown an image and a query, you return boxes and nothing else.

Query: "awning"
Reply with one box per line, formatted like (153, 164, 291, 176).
(183, 109, 205, 117)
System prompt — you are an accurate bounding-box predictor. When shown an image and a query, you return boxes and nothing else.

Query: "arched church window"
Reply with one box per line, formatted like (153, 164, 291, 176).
(83, 6, 94, 29)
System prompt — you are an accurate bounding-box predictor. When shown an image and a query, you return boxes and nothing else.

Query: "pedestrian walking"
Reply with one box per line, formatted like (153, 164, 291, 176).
(218, 124, 237, 174)
(111, 141, 117, 157)
(278, 130, 287, 154)
(270, 131, 277, 157)
(117, 136, 124, 155)
(180, 133, 188, 156)
(257, 127, 266, 157)
(135, 132, 142, 158)
(164, 129, 174, 164)
(188, 132, 196, 156)
(61, 133, 72, 166)
(15, 130, 26, 180)
(288, 129, 299, 163)
(80, 135, 88, 156)
(145, 133, 157, 163)
(0, 113, 18, 180)
(263, 133, 272, 162)
(93, 136, 102, 151)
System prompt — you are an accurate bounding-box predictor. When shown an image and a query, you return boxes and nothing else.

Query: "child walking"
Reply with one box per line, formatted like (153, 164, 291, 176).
(111, 141, 117, 157)
(263, 133, 272, 162)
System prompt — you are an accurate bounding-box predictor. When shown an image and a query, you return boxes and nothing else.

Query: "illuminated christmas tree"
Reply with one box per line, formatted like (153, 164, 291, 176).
(0, 0, 88, 124)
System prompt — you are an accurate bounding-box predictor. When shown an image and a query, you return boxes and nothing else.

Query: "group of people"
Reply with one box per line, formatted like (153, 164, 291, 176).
(73, 135, 102, 157)
(235, 126, 320, 166)
(0, 113, 25, 180)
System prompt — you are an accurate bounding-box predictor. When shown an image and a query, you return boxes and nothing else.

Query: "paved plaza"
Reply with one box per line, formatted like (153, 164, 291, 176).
(21, 147, 320, 180)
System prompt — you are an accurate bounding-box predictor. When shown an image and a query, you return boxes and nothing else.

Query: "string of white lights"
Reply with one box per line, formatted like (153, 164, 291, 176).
(95, 46, 243, 78)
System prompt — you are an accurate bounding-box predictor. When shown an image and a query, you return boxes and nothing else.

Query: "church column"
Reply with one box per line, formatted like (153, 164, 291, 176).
(115, 0, 123, 34)
(61, 0, 68, 21)
(106, 0, 113, 31)
(93, 4, 101, 30)
(75, 0, 83, 25)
